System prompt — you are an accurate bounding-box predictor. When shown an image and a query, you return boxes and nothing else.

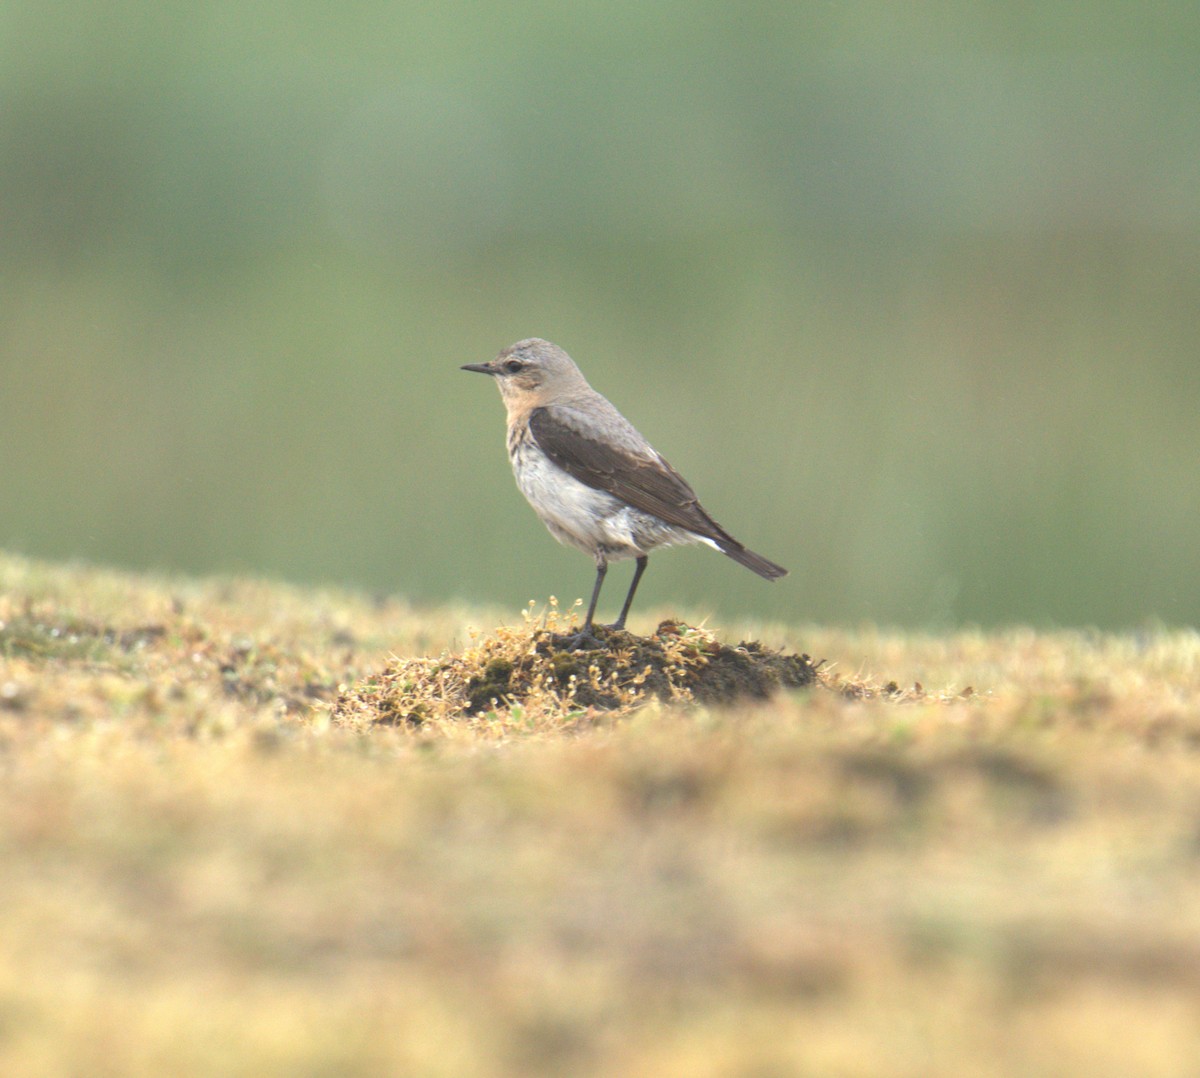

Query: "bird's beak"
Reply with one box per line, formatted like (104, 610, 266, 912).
(460, 362, 497, 375)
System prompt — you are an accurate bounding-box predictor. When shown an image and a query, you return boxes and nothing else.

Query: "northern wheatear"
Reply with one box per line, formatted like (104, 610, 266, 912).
(462, 338, 787, 636)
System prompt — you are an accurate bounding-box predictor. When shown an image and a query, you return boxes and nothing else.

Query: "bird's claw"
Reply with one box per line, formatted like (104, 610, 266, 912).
(563, 628, 605, 652)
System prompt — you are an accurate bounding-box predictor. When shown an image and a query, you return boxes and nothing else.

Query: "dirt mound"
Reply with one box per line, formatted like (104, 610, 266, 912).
(469, 620, 820, 713)
(333, 618, 819, 730)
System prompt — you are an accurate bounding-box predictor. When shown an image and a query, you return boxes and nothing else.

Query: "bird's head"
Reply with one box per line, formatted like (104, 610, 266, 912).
(461, 338, 590, 411)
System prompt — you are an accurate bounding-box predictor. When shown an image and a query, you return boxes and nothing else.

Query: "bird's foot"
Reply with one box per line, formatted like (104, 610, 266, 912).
(556, 621, 635, 652)
(562, 627, 605, 652)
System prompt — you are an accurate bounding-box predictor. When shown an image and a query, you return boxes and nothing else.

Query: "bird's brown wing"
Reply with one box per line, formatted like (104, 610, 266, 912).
(528, 406, 738, 545)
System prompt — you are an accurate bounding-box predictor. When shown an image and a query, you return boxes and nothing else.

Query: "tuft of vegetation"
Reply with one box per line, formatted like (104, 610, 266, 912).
(333, 602, 821, 733)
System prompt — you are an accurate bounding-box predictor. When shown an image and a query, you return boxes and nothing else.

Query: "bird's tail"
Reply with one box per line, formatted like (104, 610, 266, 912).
(717, 541, 788, 581)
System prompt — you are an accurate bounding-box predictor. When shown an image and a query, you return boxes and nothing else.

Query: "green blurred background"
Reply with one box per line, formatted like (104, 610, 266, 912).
(2, 3, 1197, 629)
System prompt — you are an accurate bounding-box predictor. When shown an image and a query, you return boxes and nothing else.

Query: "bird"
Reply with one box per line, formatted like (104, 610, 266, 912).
(461, 338, 787, 639)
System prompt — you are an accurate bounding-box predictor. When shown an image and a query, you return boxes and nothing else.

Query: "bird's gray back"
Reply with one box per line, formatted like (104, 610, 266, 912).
(544, 391, 657, 460)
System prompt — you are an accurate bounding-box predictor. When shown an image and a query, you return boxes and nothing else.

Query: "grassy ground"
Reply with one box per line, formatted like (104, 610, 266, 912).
(2, 552, 1199, 1077)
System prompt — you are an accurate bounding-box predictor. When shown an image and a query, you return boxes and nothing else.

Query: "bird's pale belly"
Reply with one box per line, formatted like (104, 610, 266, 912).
(509, 442, 699, 562)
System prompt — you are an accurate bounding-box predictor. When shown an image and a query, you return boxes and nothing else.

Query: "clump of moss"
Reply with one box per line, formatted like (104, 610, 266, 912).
(332, 603, 820, 733)
(464, 658, 516, 713)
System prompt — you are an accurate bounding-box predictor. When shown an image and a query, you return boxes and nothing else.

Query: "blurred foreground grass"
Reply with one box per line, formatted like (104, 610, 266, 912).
(2, 551, 1200, 1076)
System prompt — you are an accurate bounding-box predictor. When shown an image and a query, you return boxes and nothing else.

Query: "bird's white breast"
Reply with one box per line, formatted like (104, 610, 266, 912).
(510, 442, 620, 548)
(508, 439, 703, 561)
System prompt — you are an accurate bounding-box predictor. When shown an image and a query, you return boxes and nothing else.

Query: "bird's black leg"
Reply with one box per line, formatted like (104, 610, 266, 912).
(582, 558, 608, 633)
(609, 556, 648, 631)
(564, 559, 608, 651)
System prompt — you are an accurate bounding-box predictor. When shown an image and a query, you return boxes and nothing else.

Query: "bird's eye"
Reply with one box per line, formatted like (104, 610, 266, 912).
(503, 359, 525, 374)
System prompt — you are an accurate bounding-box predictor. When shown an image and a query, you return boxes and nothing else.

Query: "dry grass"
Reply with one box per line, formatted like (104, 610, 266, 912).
(2, 551, 1200, 1076)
